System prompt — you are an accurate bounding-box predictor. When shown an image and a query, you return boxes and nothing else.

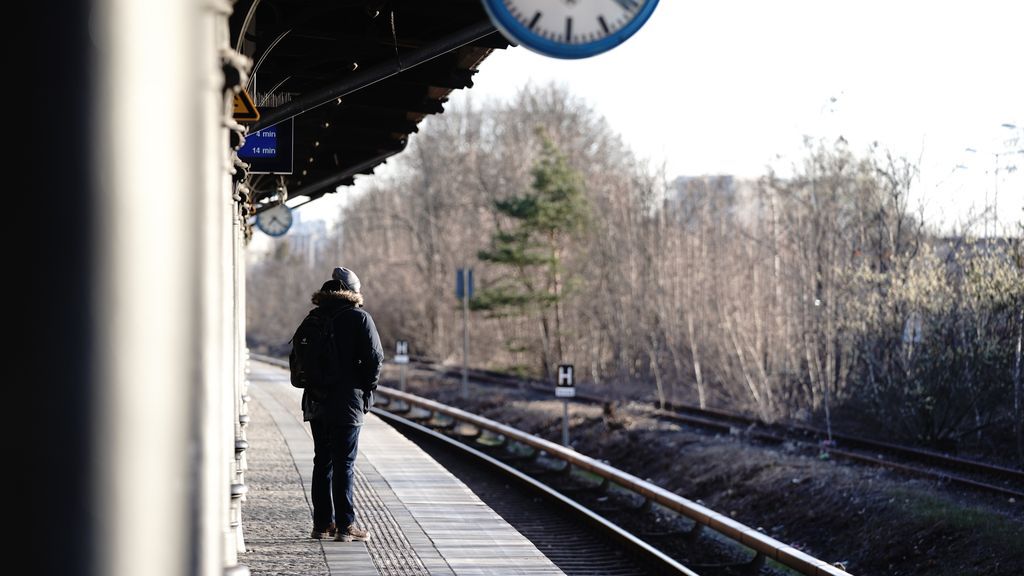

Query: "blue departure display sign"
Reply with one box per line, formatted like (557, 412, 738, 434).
(238, 118, 294, 174)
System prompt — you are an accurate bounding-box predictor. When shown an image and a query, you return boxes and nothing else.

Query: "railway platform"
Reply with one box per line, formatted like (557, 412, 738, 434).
(242, 360, 565, 576)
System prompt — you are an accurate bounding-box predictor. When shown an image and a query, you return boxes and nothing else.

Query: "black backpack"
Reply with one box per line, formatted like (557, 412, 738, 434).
(289, 308, 344, 400)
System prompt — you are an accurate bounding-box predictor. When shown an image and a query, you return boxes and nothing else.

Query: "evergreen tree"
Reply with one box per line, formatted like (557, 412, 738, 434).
(476, 133, 587, 376)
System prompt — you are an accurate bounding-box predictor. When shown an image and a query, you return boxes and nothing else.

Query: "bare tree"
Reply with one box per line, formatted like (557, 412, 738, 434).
(246, 83, 1022, 458)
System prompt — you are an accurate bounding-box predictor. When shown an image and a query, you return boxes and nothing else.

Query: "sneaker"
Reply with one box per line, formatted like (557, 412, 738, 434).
(310, 522, 336, 539)
(334, 524, 371, 542)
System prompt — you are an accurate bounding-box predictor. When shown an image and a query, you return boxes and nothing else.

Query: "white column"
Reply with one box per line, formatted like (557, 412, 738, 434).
(233, 207, 250, 556)
(95, 0, 232, 575)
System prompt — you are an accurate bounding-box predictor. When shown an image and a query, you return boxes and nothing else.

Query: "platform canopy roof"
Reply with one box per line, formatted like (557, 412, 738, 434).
(229, 0, 510, 212)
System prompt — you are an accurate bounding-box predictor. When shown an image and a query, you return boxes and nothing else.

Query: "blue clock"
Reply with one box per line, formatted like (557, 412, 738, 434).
(255, 204, 293, 237)
(481, 0, 659, 59)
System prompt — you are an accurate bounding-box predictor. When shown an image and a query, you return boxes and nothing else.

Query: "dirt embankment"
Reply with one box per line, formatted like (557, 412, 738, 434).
(392, 373, 1023, 576)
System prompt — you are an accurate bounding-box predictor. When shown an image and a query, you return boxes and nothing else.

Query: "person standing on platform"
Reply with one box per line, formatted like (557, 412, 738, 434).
(306, 267, 383, 542)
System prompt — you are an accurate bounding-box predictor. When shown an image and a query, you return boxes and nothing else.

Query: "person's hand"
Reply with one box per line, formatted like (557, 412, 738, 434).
(362, 390, 373, 414)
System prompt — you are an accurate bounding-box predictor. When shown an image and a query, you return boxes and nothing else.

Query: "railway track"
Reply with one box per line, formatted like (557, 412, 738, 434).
(372, 388, 849, 576)
(403, 359, 1024, 500)
(375, 408, 690, 576)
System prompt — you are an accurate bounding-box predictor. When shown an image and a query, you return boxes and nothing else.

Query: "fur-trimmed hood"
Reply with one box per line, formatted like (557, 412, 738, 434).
(311, 288, 364, 308)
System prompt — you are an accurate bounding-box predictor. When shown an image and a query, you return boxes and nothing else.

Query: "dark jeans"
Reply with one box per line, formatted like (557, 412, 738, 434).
(310, 419, 362, 530)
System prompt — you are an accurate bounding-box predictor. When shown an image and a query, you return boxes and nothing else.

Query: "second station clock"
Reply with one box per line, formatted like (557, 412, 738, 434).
(481, 0, 660, 59)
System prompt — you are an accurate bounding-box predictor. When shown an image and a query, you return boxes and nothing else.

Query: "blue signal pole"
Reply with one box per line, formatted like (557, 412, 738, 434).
(457, 268, 474, 398)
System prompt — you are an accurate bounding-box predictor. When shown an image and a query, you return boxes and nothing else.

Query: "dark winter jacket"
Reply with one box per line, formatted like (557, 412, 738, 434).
(301, 287, 383, 425)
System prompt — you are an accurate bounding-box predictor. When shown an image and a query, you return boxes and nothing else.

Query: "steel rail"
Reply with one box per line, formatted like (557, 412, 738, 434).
(653, 412, 1024, 499)
(665, 402, 1024, 484)
(823, 448, 1024, 499)
(418, 360, 1023, 489)
(371, 407, 700, 576)
(376, 386, 852, 576)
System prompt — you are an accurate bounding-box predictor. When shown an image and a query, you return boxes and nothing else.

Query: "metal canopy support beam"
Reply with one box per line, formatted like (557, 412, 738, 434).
(252, 20, 498, 131)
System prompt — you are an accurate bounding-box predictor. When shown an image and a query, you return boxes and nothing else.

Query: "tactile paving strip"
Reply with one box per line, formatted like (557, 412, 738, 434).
(354, 463, 433, 576)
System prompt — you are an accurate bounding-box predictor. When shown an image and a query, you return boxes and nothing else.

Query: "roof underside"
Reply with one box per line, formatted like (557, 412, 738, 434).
(229, 0, 509, 212)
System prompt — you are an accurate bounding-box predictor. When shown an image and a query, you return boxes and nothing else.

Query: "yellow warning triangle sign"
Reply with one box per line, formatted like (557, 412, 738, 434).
(233, 88, 260, 122)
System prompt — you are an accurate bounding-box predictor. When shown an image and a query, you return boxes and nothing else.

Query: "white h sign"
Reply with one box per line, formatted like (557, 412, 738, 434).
(555, 364, 575, 397)
(395, 340, 409, 364)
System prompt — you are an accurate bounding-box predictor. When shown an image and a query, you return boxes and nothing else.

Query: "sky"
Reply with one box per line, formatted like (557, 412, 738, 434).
(293, 0, 1023, 236)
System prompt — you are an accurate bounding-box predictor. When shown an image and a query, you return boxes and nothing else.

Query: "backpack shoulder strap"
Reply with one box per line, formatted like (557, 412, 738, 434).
(290, 308, 320, 340)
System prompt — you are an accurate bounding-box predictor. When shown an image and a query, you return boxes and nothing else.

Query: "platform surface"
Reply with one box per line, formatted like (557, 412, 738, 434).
(241, 360, 565, 575)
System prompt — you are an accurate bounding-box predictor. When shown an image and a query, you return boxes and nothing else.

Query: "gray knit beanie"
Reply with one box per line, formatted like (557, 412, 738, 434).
(332, 267, 361, 293)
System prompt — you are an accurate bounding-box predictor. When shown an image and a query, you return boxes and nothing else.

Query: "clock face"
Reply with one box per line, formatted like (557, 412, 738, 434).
(481, 0, 659, 59)
(255, 204, 293, 237)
